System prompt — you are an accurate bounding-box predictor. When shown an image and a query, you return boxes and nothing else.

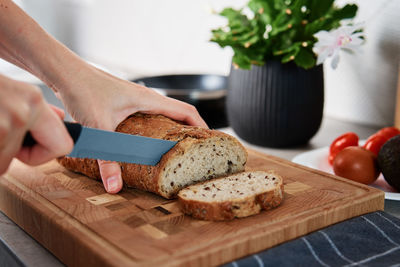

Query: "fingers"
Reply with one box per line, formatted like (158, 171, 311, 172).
(174, 102, 208, 128)
(16, 100, 73, 165)
(0, 76, 73, 173)
(97, 160, 123, 194)
(0, 116, 17, 174)
(147, 96, 208, 128)
(181, 108, 208, 128)
(48, 104, 65, 119)
(123, 84, 208, 128)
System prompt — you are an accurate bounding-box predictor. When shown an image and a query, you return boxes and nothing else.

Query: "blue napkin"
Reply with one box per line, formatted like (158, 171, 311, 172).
(0, 237, 24, 267)
(225, 211, 400, 267)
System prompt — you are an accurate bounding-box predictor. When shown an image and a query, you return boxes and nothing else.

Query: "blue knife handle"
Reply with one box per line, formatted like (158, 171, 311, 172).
(22, 121, 82, 147)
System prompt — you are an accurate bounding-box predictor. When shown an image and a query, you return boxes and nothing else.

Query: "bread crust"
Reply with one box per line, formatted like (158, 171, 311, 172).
(57, 113, 247, 198)
(178, 174, 284, 221)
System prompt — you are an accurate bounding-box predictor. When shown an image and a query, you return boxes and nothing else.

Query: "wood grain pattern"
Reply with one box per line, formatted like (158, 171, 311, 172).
(0, 149, 384, 267)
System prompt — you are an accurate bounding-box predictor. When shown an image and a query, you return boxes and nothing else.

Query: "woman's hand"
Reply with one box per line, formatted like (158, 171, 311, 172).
(58, 67, 207, 130)
(0, 0, 207, 194)
(56, 66, 207, 194)
(0, 74, 73, 175)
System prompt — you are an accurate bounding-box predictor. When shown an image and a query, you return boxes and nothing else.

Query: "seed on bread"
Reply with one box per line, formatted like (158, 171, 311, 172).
(178, 171, 284, 221)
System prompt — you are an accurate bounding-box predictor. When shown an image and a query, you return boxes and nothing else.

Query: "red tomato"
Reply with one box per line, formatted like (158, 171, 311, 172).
(363, 127, 400, 156)
(363, 134, 387, 156)
(329, 132, 359, 165)
(333, 146, 379, 185)
(376, 127, 400, 141)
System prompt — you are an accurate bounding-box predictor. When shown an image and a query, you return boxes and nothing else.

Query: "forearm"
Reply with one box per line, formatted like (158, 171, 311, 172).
(0, 0, 90, 92)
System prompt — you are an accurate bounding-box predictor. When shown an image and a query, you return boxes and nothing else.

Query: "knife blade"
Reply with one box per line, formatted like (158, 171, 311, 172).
(22, 121, 177, 166)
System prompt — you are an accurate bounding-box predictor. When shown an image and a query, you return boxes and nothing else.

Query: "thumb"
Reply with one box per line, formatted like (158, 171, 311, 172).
(97, 159, 123, 194)
(84, 120, 123, 194)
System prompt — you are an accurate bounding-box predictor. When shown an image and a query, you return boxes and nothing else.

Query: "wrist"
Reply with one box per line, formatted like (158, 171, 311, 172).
(39, 45, 94, 94)
(0, 1, 94, 95)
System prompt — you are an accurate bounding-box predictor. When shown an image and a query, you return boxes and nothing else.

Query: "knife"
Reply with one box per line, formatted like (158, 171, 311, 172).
(22, 121, 177, 166)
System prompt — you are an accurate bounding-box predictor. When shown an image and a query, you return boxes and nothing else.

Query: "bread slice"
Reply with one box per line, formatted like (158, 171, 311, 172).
(57, 113, 247, 199)
(178, 171, 284, 221)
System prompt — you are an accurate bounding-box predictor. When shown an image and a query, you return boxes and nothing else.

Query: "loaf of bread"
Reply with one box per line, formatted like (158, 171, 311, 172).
(58, 113, 247, 199)
(178, 171, 284, 221)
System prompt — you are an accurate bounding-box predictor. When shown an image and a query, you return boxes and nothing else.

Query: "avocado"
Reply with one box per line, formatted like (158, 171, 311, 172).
(378, 135, 400, 190)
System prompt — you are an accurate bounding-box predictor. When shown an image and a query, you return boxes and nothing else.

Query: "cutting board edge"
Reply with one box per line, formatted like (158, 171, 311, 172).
(145, 189, 385, 267)
(0, 172, 141, 267)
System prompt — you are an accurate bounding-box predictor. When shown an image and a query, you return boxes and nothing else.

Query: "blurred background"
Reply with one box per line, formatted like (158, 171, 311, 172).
(0, 0, 248, 125)
(0, 0, 399, 127)
(3, 0, 245, 79)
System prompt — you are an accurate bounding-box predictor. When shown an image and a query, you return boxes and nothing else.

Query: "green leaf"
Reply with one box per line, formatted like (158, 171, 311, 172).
(281, 47, 301, 63)
(282, 54, 294, 63)
(210, 29, 234, 47)
(331, 4, 358, 21)
(310, 0, 334, 21)
(304, 19, 328, 35)
(289, 0, 309, 16)
(271, 11, 295, 36)
(273, 42, 301, 56)
(304, 4, 357, 36)
(232, 52, 252, 69)
(294, 48, 316, 69)
(242, 34, 260, 47)
(248, 0, 276, 23)
(273, 1, 286, 11)
(220, 8, 244, 21)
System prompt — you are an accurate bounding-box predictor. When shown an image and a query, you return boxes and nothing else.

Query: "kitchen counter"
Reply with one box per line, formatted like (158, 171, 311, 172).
(0, 116, 399, 266)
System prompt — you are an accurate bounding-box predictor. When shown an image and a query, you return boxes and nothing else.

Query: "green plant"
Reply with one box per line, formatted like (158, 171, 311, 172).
(211, 0, 358, 69)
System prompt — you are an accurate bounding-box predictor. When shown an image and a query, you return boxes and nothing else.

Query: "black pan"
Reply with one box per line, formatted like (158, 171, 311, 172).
(132, 74, 228, 129)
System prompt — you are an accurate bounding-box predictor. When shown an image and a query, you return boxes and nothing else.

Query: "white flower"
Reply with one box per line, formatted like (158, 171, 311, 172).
(313, 23, 364, 69)
(242, 6, 255, 20)
(263, 24, 272, 39)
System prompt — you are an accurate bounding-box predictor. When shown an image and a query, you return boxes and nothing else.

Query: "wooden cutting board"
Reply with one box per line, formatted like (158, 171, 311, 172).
(0, 149, 384, 267)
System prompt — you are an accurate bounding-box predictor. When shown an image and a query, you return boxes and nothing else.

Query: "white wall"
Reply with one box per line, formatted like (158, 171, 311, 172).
(20, 0, 247, 78)
(324, 0, 400, 126)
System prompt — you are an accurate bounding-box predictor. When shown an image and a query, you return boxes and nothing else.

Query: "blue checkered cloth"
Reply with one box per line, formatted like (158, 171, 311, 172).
(225, 211, 400, 267)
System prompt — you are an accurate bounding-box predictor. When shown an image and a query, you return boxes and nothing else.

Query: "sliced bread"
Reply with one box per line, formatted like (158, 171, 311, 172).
(178, 171, 284, 221)
(58, 113, 247, 199)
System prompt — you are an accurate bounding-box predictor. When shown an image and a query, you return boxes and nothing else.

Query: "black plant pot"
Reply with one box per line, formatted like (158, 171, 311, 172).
(227, 60, 324, 147)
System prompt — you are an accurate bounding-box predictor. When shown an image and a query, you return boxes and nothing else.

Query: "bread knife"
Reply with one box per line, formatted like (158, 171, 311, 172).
(22, 121, 177, 166)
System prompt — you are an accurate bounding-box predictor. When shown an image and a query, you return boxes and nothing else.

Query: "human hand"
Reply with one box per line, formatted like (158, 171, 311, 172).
(0, 0, 206, 193)
(0, 74, 73, 175)
(56, 66, 208, 194)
